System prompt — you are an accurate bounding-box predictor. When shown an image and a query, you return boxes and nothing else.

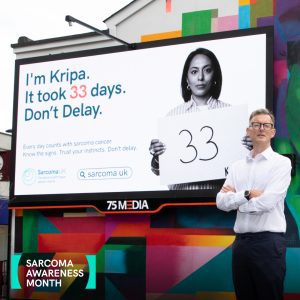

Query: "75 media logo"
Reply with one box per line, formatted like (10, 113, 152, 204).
(107, 199, 149, 211)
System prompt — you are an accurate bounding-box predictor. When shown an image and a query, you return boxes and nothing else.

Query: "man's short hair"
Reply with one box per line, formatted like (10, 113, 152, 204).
(249, 108, 275, 125)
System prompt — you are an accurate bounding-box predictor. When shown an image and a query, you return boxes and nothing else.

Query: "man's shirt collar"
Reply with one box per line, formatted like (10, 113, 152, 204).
(247, 146, 274, 162)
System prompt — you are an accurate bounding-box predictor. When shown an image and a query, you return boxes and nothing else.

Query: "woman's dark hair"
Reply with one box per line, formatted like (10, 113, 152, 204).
(181, 48, 222, 102)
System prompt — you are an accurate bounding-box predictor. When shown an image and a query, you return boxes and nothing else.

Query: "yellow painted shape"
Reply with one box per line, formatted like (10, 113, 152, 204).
(141, 30, 182, 42)
(52, 252, 88, 264)
(239, 0, 250, 5)
(60, 263, 86, 294)
(178, 235, 235, 247)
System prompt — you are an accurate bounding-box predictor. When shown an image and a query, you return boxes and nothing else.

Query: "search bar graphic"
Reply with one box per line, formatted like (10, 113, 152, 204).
(78, 167, 132, 180)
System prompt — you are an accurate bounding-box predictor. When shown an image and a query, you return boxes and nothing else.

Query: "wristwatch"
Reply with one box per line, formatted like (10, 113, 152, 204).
(244, 190, 251, 201)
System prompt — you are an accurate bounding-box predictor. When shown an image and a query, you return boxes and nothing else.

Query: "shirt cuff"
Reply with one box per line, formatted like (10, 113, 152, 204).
(238, 197, 261, 214)
(236, 191, 248, 207)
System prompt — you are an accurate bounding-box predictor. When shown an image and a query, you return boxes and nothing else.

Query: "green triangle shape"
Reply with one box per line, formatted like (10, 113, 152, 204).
(169, 248, 234, 293)
(37, 212, 61, 233)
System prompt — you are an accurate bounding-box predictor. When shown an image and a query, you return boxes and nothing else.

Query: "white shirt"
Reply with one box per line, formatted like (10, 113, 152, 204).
(216, 146, 291, 233)
(166, 96, 230, 117)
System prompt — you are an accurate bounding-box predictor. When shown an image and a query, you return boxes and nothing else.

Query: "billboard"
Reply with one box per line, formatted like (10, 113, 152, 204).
(10, 27, 273, 211)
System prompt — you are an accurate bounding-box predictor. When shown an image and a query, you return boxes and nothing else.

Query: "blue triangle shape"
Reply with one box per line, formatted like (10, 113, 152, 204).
(105, 276, 126, 300)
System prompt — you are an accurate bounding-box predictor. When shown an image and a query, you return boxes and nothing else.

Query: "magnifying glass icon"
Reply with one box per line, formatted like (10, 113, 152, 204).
(79, 171, 85, 178)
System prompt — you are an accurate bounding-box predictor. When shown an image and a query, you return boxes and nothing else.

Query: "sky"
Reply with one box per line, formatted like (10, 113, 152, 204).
(0, 0, 132, 133)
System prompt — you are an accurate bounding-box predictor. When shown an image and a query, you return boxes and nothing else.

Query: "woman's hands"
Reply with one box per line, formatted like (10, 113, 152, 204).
(149, 139, 166, 157)
(149, 139, 166, 176)
(242, 135, 253, 151)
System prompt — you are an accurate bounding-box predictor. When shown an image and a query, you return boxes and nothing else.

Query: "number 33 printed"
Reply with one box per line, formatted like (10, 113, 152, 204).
(179, 126, 218, 164)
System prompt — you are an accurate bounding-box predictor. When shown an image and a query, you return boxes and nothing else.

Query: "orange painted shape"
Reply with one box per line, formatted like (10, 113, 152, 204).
(38, 233, 105, 253)
(141, 30, 181, 42)
(147, 234, 235, 247)
(15, 209, 23, 217)
(196, 291, 236, 299)
(111, 222, 150, 237)
(148, 227, 233, 236)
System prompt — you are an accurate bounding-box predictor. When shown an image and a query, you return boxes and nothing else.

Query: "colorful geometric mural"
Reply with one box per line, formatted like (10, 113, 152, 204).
(11, 0, 300, 299)
(10, 206, 300, 299)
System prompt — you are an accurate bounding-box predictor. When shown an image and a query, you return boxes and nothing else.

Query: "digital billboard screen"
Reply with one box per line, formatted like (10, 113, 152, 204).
(10, 27, 273, 208)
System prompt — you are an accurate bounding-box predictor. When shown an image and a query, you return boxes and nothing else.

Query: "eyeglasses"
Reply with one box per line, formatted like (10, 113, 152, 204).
(250, 122, 274, 130)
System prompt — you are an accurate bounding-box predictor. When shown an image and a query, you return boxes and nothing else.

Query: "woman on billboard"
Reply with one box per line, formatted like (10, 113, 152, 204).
(149, 47, 251, 190)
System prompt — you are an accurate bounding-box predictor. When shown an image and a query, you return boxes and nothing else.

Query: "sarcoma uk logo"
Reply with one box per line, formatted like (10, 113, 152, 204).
(11, 254, 96, 290)
(22, 168, 36, 185)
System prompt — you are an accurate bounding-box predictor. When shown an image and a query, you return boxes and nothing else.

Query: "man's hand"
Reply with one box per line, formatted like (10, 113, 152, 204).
(249, 189, 263, 199)
(221, 185, 236, 193)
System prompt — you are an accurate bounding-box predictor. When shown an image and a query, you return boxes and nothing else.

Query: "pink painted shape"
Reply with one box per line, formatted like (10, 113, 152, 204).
(166, 0, 171, 12)
(48, 216, 105, 233)
(146, 246, 225, 292)
(216, 15, 238, 31)
(104, 217, 118, 242)
(274, 60, 287, 87)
